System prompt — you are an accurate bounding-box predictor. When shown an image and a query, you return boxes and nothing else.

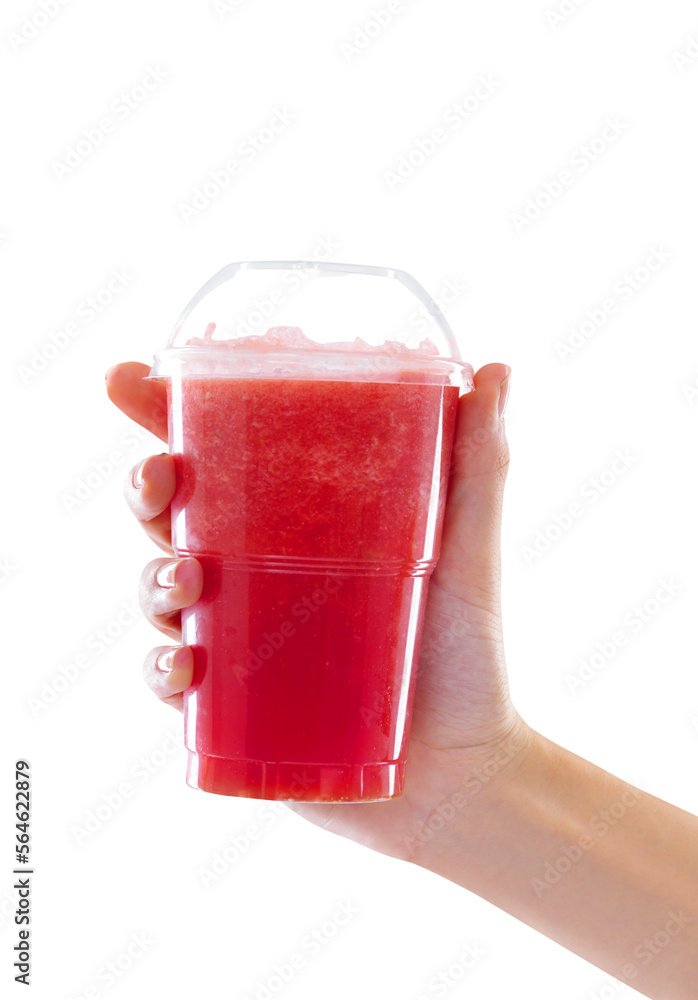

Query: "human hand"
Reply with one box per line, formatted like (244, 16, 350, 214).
(106, 360, 530, 866)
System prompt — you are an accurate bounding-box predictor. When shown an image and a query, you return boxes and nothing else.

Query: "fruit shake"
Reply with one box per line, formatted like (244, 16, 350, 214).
(148, 261, 473, 801)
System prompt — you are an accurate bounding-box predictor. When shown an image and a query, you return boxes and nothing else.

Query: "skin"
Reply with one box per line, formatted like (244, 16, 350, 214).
(106, 361, 698, 999)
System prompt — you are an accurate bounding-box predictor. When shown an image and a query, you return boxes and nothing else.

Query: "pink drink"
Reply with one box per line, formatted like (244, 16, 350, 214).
(165, 332, 466, 800)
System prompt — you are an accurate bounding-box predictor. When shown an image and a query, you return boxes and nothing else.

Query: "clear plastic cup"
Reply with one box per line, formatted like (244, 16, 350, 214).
(146, 261, 474, 801)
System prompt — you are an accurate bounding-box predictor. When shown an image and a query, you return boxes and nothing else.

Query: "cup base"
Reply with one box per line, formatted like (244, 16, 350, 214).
(185, 751, 405, 802)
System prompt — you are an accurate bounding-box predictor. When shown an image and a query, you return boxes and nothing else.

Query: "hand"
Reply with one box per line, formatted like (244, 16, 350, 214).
(106, 361, 530, 866)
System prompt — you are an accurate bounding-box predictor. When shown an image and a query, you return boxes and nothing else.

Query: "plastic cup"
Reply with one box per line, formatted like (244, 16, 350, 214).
(146, 261, 474, 801)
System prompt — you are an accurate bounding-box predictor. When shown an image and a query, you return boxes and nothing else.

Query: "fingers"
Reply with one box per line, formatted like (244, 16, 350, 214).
(106, 363, 194, 714)
(125, 452, 177, 554)
(108, 359, 174, 550)
(143, 645, 194, 712)
(140, 556, 204, 640)
(433, 363, 511, 606)
(105, 362, 168, 443)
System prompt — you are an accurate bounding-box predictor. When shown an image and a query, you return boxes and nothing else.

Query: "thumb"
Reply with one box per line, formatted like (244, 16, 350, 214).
(432, 363, 511, 613)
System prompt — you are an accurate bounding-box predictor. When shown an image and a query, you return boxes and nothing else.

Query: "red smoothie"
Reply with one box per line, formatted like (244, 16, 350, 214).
(167, 340, 464, 801)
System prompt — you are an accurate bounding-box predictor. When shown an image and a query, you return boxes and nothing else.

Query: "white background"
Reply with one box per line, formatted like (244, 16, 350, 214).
(3, 1, 698, 998)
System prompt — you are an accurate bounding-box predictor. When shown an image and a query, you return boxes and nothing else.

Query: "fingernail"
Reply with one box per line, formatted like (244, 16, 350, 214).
(157, 648, 179, 673)
(498, 368, 511, 420)
(132, 460, 146, 489)
(156, 560, 180, 589)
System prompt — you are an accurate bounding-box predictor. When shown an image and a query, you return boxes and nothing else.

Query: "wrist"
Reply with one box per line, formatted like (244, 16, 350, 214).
(404, 714, 539, 874)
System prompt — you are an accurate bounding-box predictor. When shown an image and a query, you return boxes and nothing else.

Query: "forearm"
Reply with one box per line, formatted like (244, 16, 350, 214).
(414, 726, 698, 1000)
